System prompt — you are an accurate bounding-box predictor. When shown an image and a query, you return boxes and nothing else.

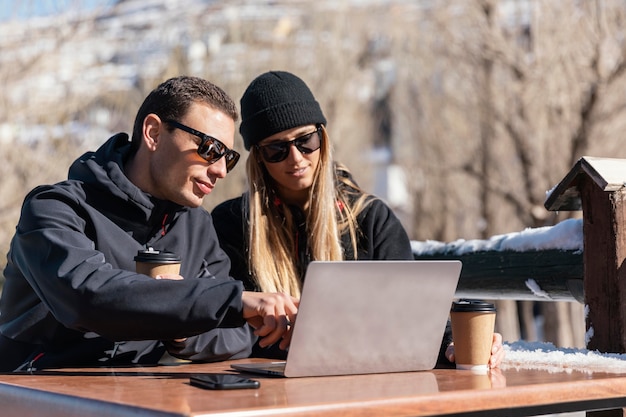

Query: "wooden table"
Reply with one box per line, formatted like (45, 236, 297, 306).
(2, 358, 626, 417)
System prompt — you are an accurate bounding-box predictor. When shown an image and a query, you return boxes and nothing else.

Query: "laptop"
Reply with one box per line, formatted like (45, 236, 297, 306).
(231, 260, 461, 377)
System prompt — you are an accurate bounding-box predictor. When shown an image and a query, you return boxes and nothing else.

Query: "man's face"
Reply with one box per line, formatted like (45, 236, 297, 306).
(148, 102, 236, 208)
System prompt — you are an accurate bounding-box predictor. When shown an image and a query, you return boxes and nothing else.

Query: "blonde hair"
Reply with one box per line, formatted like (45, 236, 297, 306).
(244, 126, 370, 297)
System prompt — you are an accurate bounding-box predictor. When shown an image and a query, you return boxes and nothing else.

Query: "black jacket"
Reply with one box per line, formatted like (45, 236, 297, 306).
(212, 193, 414, 292)
(0, 133, 254, 371)
(211, 186, 438, 359)
(213, 192, 454, 363)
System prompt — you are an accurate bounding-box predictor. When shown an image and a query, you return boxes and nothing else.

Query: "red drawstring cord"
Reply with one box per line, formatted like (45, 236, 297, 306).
(161, 213, 168, 236)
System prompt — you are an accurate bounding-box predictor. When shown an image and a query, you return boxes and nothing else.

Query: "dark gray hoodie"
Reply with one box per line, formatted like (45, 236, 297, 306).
(0, 133, 253, 371)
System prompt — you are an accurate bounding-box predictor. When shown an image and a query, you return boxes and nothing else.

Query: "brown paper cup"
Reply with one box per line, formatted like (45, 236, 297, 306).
(135, 249, 189, 364)
(134, 249, 181, 278)
(450, 300, 496, 372)
(136, 262, 181, 278)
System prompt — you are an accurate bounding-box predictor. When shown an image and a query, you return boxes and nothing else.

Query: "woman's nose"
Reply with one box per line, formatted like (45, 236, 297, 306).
(285, 142, 304, 162)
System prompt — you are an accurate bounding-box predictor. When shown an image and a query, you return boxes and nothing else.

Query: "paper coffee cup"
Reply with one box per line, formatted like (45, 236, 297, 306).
(450, 299, 496, 371)
(135, 248, 189, 364)
(134, 248, 181, 278)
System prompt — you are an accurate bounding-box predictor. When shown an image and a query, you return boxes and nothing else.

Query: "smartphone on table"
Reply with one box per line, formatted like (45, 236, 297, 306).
(190, 373, 260, 390)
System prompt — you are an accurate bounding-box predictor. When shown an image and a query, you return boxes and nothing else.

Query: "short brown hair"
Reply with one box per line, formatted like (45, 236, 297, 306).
(130, 76, 238, 153)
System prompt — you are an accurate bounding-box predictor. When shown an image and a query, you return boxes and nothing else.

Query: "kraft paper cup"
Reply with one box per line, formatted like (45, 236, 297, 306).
(134, 249, 181, 278)
(135, 248, 189, 364)
(450, 299, 496, 372)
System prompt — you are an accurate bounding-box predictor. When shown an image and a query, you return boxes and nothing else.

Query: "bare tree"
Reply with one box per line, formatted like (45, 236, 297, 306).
(5, 0, 626, 349)
(385, 0, 626, 347)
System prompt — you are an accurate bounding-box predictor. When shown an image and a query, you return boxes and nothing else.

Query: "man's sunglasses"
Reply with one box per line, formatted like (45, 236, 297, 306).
(256, 125, 322, 163)
(164, 119, 240, 172)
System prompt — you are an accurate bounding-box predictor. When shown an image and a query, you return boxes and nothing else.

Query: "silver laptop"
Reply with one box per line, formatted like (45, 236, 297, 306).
(231, 260, 461, 378)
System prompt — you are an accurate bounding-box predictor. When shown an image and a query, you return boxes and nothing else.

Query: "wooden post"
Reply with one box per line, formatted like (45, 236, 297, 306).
(546, 157, 626, 352)
(580, 177, 626, 352)
(546, 157, 626, 417)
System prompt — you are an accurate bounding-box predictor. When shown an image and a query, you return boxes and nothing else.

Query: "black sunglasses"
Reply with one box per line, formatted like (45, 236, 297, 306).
(164, 119, 240, 172)
(256, 125, 322, 163)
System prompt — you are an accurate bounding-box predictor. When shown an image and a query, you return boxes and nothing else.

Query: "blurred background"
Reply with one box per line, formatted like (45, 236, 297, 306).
(3, 0, 626, 349)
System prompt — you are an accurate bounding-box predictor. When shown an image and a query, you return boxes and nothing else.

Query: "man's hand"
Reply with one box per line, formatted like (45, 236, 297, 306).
(242, 291, 299, 350)
(154, 273, 183, 280)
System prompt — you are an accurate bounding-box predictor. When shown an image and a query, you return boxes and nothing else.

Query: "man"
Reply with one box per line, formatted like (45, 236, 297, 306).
(0, 76, 297, 371)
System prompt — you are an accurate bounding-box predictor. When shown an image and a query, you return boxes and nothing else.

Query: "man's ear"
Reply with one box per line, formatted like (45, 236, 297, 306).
(142, 114, 162, 151)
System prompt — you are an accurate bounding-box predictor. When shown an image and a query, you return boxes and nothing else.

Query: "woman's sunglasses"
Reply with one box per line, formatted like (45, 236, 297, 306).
(256, 125, 322, 163)
(164, 120, 240, 172)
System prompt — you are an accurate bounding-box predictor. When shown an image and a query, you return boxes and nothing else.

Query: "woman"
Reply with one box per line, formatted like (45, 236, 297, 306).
(212, 71, 504, 366)
(213, 71, 413, 296)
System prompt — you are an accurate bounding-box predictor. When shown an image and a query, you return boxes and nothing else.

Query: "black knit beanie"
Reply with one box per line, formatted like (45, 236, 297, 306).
(239, 71, 327, 150)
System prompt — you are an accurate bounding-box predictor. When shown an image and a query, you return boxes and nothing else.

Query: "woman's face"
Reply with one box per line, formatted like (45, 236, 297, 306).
(256, 124, 321, 206)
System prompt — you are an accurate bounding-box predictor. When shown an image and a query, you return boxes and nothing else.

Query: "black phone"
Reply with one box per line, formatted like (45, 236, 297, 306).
(190, 373, 260, 390)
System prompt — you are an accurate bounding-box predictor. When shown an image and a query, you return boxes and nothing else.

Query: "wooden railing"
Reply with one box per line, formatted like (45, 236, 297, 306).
(413, 247, 583, 303)
(412, 214, 584, 302)
(416, 156, 626, 417)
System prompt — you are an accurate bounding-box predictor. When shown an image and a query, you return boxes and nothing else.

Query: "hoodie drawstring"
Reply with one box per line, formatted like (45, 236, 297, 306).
(161, 213, 168, 236)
